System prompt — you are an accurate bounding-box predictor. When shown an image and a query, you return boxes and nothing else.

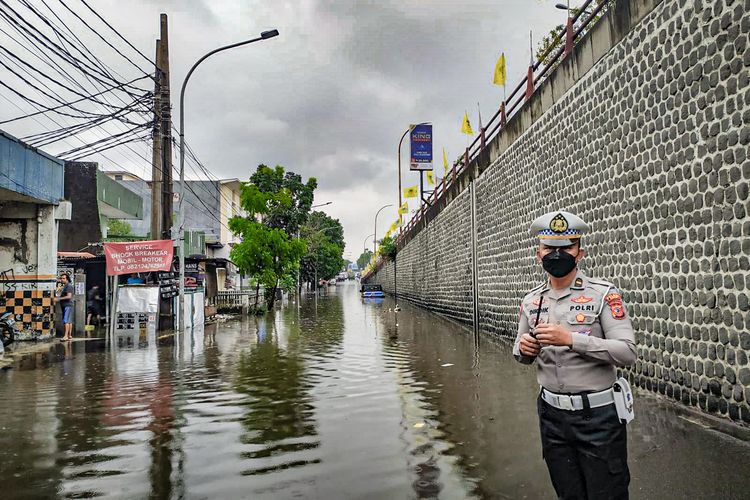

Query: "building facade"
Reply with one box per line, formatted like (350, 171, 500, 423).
(0, 131, 70, 339)
(58, 162, 144, 252)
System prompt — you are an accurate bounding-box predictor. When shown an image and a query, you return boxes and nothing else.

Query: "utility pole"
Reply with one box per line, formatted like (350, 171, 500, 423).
(159, 14, 173, 240)
(150, 39, 162, 239)
(150, 14, 173, 240)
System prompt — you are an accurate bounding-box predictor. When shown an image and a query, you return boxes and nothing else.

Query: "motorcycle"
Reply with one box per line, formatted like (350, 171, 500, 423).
(1, 312, 17, 348)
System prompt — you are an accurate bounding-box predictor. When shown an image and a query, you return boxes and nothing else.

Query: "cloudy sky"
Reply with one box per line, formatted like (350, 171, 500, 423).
(0, 0, 566, 260)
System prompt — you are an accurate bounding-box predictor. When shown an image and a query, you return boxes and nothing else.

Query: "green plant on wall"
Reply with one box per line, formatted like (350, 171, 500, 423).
(107, 219, 132, 236)
(379, 235, 397, 261)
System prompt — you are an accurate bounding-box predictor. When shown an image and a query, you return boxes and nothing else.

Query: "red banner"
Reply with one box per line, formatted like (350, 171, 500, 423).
(104, 240, 174, 276)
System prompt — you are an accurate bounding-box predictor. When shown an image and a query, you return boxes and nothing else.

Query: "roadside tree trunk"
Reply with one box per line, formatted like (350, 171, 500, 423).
(267, 281, 278, 310)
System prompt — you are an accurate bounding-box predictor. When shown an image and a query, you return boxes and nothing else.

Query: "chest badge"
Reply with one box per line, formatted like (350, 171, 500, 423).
(575, 313, 586, 322)
(532, 297, 543, 306)
(571, 296, 592, 304)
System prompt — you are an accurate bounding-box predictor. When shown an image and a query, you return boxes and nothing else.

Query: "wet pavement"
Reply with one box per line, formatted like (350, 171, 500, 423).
(0, 282, 748, 499)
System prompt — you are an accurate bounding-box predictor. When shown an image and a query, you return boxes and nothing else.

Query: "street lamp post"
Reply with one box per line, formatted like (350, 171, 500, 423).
(305, 225, 339, 295)
(363, 233, 375, 256)
(176, 29, 279, 331)
(373, 204, 393, 254)
(298, 201, 332, 298)
(397, 122, 430, 212)
(397, 129, 409, 211)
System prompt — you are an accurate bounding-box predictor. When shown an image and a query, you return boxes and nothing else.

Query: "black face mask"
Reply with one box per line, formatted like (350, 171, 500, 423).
(542, 250, 578, 278)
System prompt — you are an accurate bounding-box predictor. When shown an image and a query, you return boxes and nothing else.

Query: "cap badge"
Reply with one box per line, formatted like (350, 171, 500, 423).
(549, 213, 569, 233)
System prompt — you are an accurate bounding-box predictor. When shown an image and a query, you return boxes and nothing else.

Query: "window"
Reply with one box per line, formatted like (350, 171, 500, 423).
(114, 174, 123, 181)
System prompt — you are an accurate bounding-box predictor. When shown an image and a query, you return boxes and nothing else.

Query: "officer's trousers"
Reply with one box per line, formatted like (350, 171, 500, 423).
(537, 393, 629, 500)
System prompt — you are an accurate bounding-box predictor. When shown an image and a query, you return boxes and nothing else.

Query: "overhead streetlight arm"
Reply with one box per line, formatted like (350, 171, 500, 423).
(397, 122, 429, 211)
(176, 29, 278, 332)
(374, 204, 393, 254)
(179, 31, 279, 216)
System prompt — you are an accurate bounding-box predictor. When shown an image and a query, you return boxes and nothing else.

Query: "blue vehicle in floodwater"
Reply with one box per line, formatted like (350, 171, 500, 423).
(360, 283, 385, 298)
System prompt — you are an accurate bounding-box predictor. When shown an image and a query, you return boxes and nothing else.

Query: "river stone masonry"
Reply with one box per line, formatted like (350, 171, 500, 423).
(371, 0, 750, 426)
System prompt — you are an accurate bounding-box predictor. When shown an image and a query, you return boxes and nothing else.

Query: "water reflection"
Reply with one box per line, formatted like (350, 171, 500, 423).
(234, 315, 321, 477)
(0, 283, 748, 499)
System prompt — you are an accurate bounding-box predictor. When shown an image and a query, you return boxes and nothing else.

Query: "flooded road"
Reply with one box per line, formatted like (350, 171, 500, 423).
(1, 282, 749, 499)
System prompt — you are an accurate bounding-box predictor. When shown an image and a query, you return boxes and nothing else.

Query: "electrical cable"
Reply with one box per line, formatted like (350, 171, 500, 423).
(0, 43, 152, 114)
(0, 74, 152, 124)
(0, 1, 149, 93)
(75, 0, 157, 69)
(0, 54, 149, 122)
(55, 0, 157, 79)
(56, 121, 152, 158)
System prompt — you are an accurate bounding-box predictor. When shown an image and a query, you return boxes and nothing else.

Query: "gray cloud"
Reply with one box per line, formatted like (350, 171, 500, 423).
(0, 0, 564, 257)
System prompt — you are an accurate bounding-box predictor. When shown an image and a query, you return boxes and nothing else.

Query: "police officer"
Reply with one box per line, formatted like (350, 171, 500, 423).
(513, 211, 636, 500)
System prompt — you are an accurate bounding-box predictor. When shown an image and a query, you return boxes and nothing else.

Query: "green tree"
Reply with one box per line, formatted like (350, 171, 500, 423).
(107, 219, 132, 236)
(249, 164, 317, 234)
(299, 211, 345, 287)
(357, 249, 373, 270)
(230, 165, 313, 310)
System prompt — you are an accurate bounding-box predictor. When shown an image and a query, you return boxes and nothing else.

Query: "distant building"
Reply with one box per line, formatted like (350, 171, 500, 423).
(104, 172, 244, 289)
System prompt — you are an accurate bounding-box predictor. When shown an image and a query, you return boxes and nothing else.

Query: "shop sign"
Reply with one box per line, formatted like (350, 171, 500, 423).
(104, 240, 173, 276)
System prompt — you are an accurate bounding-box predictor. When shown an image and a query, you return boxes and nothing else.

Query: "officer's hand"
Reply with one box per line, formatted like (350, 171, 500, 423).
(519, 333, 541, 357)
(534, 323, 573, 347)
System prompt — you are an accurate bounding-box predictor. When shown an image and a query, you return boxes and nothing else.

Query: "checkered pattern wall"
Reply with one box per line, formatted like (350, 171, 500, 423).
(0, 290, 54, 336)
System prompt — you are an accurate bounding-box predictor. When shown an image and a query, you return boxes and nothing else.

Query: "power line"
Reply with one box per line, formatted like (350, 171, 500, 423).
(0, 0, 149, 94)
(0, 52, 150, 123)
(76, 0, 156, 69)
(0, 74, 151, 124)
(55, 0, 157, 79)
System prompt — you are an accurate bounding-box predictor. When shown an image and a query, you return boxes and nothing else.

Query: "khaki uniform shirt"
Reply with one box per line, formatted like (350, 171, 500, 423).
(512, 271, 637, 393)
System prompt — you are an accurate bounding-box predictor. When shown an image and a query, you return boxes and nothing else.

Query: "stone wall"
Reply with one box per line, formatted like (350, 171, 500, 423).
(370, 0, 750, 425)
(377, 187, 474, 323)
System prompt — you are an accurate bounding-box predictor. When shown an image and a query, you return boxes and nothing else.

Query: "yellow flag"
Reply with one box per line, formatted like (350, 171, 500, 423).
(389, 222, 397, 234)
(461, 111, 473, 135)
(426, 171, 435, 186)
(398, 201, 409, 215)
(403, 185, 418, 198)
(493, 53, 507, 86)
(442, 147, 449, 176)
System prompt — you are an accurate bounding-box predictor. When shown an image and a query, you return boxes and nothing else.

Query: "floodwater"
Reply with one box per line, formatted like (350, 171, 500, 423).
(1, 282, 749, 499)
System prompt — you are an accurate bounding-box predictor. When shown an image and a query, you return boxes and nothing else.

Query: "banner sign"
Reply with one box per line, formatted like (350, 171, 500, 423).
(409, 123, 433, 171)
(104, 240, 173, 276)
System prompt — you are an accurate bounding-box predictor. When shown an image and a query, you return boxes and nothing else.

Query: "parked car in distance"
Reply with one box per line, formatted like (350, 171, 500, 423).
(360, 283, 385, 298)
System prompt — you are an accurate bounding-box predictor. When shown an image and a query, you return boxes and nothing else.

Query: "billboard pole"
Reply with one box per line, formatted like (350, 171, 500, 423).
(397, 128, 409, 210)
(419, 171, 424, 208)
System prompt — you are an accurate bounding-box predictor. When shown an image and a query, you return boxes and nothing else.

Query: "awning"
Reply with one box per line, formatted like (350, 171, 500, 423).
(57, 251, 96, 259)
